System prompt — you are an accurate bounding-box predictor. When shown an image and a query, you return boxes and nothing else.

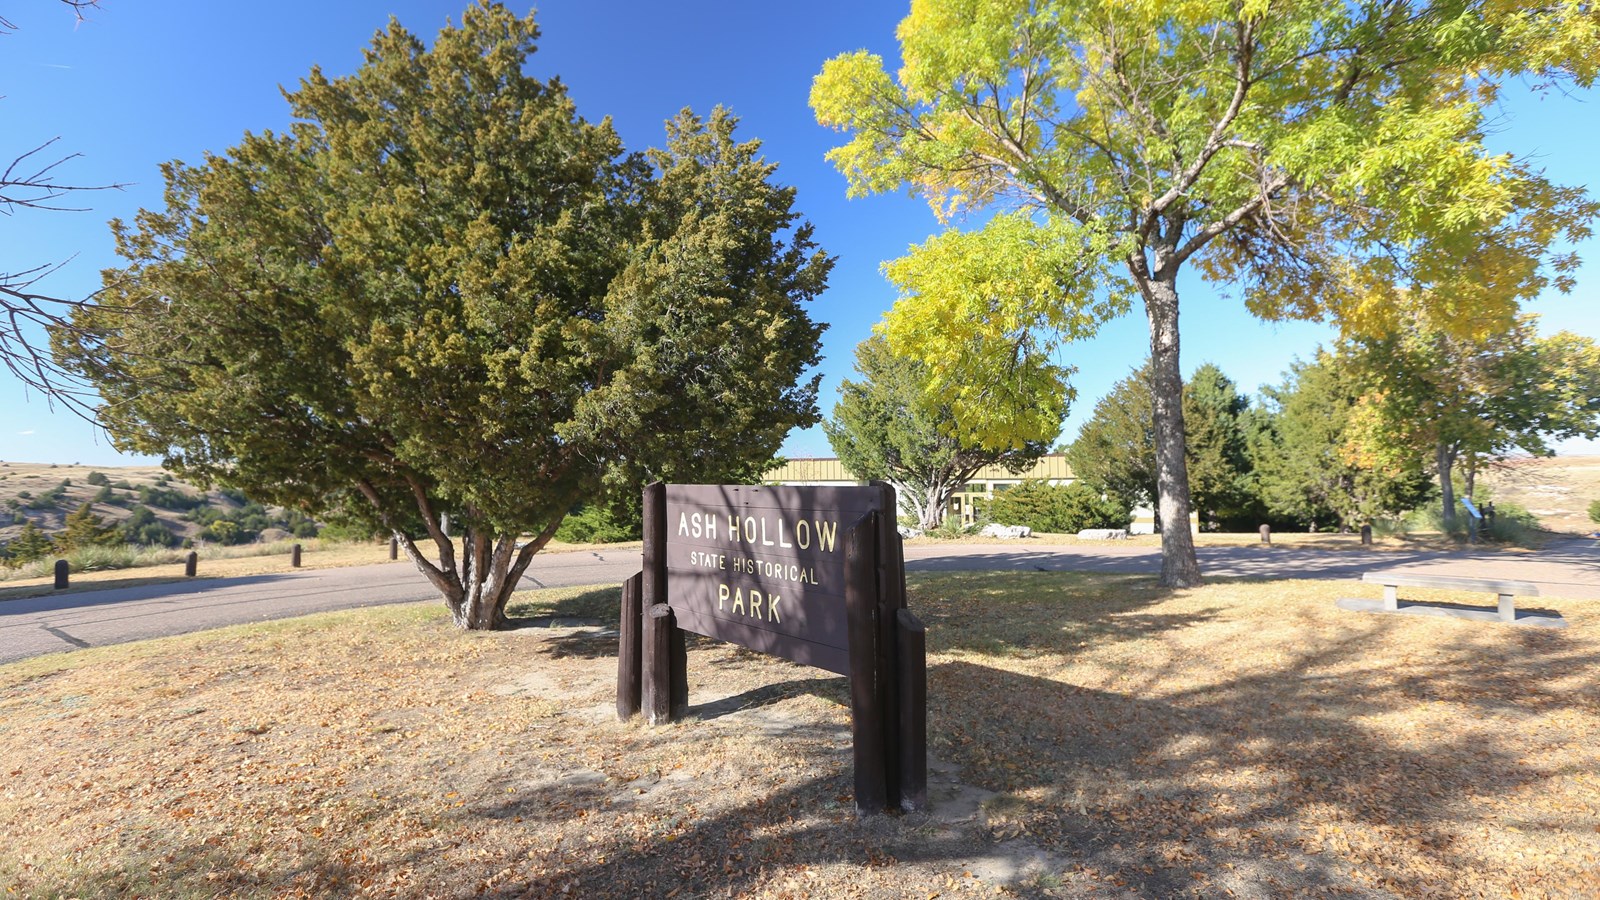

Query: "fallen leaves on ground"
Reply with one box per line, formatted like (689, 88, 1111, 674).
(1, 576, 1596, 898)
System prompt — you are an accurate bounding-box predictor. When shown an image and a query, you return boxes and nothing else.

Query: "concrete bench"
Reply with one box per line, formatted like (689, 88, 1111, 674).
(1361, 571, 1540, 624)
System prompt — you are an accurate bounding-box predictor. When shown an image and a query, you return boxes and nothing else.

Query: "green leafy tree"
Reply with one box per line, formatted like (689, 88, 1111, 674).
(982, 480, 1129, 533)
(1251, 352, 1432, 531)
(812, 0, 1597, 586)
(56, 5, 829, 629)
(3, 519, 55, 565)
(1349, 309, 1600, 529)
(824, 334, 1054, 530)
(56, 502, 114, 551)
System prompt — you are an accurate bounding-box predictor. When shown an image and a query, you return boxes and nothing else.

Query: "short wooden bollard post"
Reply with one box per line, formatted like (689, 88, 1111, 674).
(1259, 524, 1271, 544)
(616, 572, 643, 720)
(1360, 525, 1372, 545)
(291, 544, 302, 567)
(53, 559, 69, 590)
(389, 536, 399, 560)
(184, 551, 198, 577)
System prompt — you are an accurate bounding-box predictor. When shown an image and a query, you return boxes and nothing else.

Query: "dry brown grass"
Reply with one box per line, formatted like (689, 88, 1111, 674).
(0, 539, 643, 602)
(0, 541, 407, 602)
(3, 574, 1597, 898)
(913, 529, 1478, 552)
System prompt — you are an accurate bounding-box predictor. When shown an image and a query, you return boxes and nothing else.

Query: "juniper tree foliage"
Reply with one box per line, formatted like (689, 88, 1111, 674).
(57, 502, 114, 552)
(1066, 360, 1253, 529)
(812, 0, 1597, 586)
(56, 4, 830, 629)
(3, 519, 54, 565)
(824, 334, 1054, 530)
(1250, 351, 1432, 531)
(1065, 362, 1157, 519)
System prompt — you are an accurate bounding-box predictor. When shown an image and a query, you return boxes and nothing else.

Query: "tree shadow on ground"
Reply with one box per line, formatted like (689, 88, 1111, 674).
(481, 593, 1600, 898)
(506, 585, 622, 623)
(17, 570, 1599, 898)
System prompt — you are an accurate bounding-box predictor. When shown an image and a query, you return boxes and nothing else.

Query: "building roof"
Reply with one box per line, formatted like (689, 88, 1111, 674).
(766, 454, 1073, 484)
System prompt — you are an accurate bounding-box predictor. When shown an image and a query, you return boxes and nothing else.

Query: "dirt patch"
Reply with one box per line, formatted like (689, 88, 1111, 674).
(2, 575, 1598, 898)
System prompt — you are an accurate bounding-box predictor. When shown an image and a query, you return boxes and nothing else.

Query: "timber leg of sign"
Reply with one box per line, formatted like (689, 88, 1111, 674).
(634, 481, 687, 726)
(616, 572, 643, 720)
(845, 510, 928, 816)
(896, 608, 928, 812)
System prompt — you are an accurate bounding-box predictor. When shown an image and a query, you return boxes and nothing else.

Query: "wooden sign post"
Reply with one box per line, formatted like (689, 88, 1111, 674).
(617, 481, 927, 814)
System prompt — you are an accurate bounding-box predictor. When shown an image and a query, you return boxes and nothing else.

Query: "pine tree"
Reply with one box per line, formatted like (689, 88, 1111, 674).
(57, 503, 114, 552)
(6, 520, 56, 565)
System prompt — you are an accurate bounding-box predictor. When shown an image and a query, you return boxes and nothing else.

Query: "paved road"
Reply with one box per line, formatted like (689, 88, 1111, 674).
(3, 538, 1595, 665)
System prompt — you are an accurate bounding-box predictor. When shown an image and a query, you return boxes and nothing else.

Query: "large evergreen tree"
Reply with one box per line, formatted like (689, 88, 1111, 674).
(812, 0, 1597, 586)
(3, 520, 55, 565)
(1066, 361, 1253, 529)
(56, 4, 830, 629)
(1251, 352, 1432, 531)
(57, 502, 114, 552)
(1183, 365, 1256, 530)
(1065, 363, 1158, 520)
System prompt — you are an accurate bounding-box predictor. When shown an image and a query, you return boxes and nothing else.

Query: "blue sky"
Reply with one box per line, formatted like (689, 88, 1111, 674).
(2, 0, 1596, 466)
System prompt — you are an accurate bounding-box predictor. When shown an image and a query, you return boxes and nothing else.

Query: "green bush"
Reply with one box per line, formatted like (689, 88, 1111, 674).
(981, 480, 1130, 534)
(85, 471, 110, 486)
(554, 505, 641, 544)
(139, 485, 204, 511)
(317, 522, 382, 542)
(1483, 501, 1541, 544)
(1589, 498, 1600, 525)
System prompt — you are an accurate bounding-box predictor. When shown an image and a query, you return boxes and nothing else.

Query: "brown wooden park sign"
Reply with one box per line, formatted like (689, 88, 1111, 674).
(616, 482, 928, 815)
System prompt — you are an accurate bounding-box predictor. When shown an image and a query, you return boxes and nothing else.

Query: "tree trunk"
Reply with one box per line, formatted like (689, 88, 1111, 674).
(355, 477, 563, 630)
(1137, 263, 1202, 588)
(1436, 442, 1458, 531)
(922, 477, 948, 531)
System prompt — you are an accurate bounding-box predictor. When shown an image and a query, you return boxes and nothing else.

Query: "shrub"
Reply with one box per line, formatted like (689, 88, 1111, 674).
(554, 505, 642, 544)
(139, 485, 204, 511)
(1483, 501, 1541, 544)
(1589, 498, 1600, 525)
(317, 522, 381, 542)
(982, 480, 1131, 534)
(85, 471, 110, 486)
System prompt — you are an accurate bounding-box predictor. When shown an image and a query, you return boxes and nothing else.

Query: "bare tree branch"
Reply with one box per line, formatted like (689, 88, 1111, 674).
(1, 0, 124, 416)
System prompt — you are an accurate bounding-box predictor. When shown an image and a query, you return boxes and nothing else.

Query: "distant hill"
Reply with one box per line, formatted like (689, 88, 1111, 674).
(1479, 455, 1600, 534)
(0, 461, 317, 554)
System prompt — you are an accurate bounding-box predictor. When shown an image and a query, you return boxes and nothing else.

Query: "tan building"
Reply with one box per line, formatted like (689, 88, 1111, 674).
(764, 454, 1077, 525)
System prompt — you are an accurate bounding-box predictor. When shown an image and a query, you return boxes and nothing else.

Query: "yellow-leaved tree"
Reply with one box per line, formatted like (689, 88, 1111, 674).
(812, 0, 1597, 585)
